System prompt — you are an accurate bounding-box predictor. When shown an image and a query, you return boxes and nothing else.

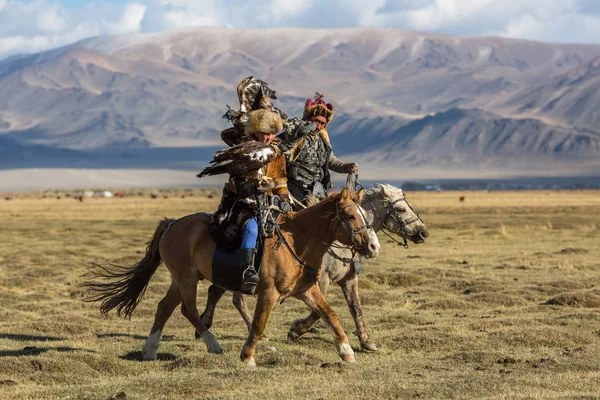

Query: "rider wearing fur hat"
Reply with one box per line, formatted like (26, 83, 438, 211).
(282, 93, 358, 209)
(210, 79, 291, 294)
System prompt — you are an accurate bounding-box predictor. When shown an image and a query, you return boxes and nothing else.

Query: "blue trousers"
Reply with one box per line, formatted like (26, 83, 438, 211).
(240, 217, 258, 250)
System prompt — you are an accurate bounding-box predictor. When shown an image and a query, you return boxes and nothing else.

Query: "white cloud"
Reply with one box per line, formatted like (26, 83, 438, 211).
(0, 35, 51, 56)
(1, 0, 600, 60)
(0, 1, 146, 59)
(104, 3, 147, 35)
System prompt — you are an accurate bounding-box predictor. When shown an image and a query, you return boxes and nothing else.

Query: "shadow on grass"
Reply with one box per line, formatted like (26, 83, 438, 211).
(217, 335, 247, 341)
(96, 333, 147, 340)
(0, 346, 96, 357)
(120, 351, 177, 362)
(0, 333, 64, 342)
(96, 333, 176, 341)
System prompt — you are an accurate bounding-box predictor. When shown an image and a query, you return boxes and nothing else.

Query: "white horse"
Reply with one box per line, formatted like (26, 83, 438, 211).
(197, 184, 429, 350)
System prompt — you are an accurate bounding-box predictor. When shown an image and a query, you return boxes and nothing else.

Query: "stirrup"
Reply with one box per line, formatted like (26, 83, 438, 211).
(242, 266, 260, 284)
(241, 270, 258, 295)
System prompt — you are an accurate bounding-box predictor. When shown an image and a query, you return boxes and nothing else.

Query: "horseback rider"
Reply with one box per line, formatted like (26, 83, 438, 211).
(280, 93, 358, 209)
(211, 108, 291, 294)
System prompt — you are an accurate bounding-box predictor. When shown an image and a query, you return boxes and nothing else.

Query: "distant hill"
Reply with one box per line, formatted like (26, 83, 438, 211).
(0, 27, 599, 178)
(0, 136, 90, 168)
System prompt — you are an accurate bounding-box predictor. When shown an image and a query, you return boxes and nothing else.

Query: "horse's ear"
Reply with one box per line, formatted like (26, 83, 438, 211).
(340, 187, 349, 202)
(378, 183, 388, 198)
(354, 188, 364, 202)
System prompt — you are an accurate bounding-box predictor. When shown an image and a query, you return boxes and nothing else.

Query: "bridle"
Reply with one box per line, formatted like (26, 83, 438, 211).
(365, 191, 424, 249)
(333, 199, 373, 249)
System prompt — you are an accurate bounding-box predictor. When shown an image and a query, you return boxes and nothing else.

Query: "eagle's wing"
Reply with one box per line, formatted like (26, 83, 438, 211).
(237, 76, 277, 114)
(197, 142, 280, 178)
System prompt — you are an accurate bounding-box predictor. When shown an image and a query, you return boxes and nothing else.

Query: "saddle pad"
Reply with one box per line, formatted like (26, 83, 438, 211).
(211, 240, 265, 292)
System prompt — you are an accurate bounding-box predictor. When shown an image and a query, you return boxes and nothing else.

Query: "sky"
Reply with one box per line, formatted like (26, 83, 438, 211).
(1, 0, 600, 59)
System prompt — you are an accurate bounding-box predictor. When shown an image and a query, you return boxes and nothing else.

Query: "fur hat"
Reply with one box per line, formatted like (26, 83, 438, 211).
(303, 92, 335, 127)
(244, 109, 283, 137)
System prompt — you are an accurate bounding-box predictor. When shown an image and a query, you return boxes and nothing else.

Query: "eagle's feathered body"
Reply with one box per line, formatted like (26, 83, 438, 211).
(197, 141, 280, 179)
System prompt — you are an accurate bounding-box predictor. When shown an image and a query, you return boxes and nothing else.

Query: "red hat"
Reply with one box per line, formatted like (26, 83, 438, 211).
(303, 92, 335, 127)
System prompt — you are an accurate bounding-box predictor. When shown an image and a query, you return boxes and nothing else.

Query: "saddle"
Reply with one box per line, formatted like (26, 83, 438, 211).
(211, 239, 265, 292)
(209, 192, 284, 251)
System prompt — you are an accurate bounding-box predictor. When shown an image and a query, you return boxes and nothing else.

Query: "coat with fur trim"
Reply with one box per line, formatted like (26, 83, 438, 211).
(285, 128, 350, 176)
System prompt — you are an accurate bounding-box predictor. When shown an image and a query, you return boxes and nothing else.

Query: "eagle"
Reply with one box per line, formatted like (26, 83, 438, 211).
(223, 77, 287, 130)
(197, 141, 280, 179)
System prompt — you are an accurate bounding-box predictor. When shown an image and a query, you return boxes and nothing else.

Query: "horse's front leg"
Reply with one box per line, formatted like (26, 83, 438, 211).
(232, 293, 254, 335)
(287, 275, 330, 341)
(240, 286, 279, 367)
(339, 274, 377, 351)
(299, 285, 356, 363)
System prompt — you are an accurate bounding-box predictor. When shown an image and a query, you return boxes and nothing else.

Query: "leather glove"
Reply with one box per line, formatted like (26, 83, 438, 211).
(344, 163, 359, 173)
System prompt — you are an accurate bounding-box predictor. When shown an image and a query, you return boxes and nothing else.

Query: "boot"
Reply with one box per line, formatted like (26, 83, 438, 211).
(238, 248, 259, 294)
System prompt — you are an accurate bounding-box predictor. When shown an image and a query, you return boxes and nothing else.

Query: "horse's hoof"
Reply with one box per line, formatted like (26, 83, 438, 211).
(242, 357, 256, 367)
(360, 342, 378, 352)
(208, 345, 224, 355)
(286, 331, 300, 343)
(259, 333, 270, 341)
(339, 343, 356, 364)
(142, 352, 157, 361)
(142, 330, 161, 360)
(201, 331, 223, 354)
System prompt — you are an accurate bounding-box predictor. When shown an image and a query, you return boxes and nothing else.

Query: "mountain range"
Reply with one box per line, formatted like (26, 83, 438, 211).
(0, 27, 599, 184)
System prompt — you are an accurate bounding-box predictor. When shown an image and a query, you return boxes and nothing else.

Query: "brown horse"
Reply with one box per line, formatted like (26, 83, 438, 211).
(85, 187, 380, 366)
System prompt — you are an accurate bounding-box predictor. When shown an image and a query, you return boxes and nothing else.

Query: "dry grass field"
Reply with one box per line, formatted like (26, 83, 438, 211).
(0, 189, 599, 399)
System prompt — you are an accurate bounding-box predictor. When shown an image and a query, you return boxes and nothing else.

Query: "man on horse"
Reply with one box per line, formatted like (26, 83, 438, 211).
(209, 80, 291, 294)
(280, 93, 359, 209)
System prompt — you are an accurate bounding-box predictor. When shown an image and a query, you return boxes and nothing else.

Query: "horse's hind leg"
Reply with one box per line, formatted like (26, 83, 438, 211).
(179, 280, 223, 354)
(195, 286, 256, 339)
(232, 293, 254, 335)
(299, 285, 356, 363)
(287, 275, 330, 342)
(240, 286, 279, 367)
(196, 284, 227, 338)
(142, 282, 182, 360)
(340, 274, 377, 351)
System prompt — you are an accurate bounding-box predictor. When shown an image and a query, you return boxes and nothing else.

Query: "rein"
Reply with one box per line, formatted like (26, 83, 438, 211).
(273, 224, 320, 283)
(271, 197, 372, 282)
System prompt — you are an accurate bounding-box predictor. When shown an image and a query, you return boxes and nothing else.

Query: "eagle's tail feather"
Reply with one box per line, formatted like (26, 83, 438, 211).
(197, 160, 232, 178)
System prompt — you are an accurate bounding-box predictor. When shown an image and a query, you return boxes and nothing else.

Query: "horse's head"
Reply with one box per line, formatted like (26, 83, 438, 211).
(333, 187, 380, 259)
(368, 184, 429, 244)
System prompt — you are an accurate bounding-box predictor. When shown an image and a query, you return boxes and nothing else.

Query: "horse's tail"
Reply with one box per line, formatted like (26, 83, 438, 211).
(84, 217, 174, 318)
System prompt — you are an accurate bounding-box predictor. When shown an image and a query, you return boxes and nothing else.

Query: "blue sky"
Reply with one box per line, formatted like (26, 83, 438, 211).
(2, 0, 600, 59)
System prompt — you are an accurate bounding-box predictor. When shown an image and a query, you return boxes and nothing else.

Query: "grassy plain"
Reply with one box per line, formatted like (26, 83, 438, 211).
(0, 189, 599, 399)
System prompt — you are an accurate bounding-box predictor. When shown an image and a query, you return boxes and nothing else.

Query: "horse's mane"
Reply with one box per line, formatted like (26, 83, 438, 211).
(364, 184, 403, 201)
(293, 190, 341, 218)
